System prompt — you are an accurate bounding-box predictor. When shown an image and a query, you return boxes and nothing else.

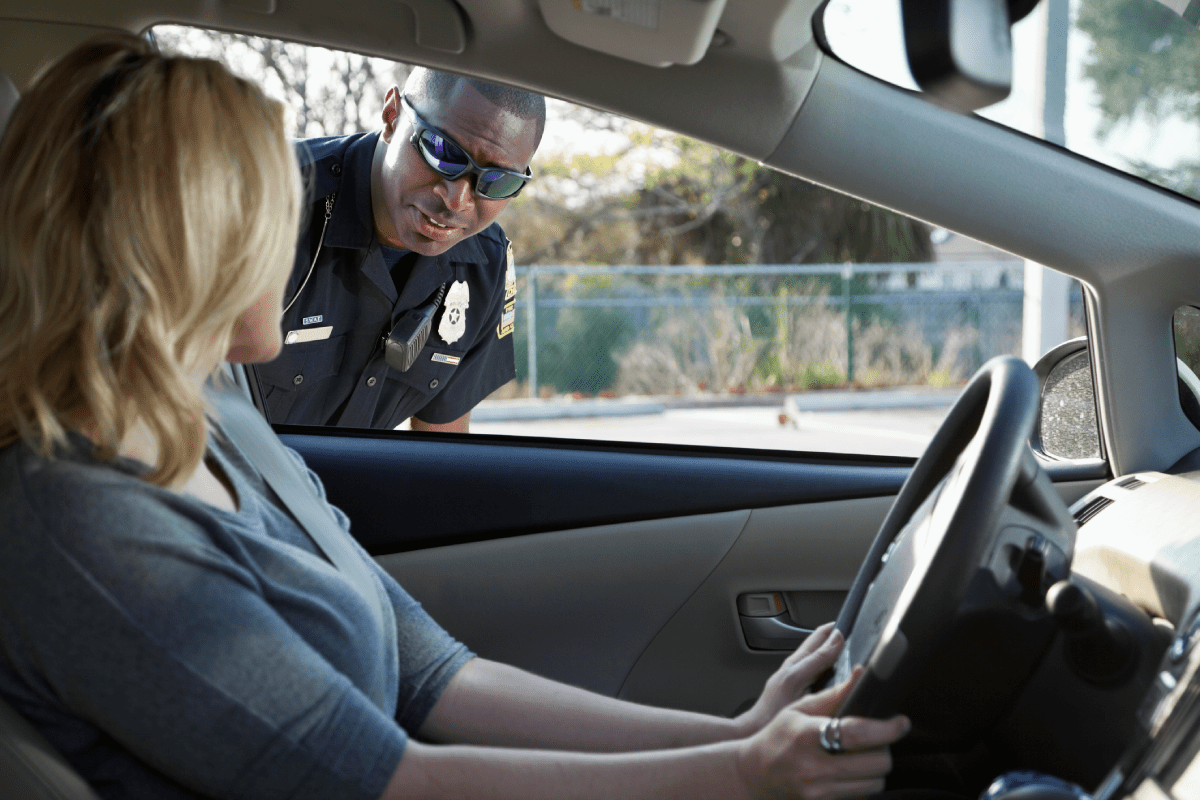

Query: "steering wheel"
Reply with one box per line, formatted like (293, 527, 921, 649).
(829, 356, 1076, 750)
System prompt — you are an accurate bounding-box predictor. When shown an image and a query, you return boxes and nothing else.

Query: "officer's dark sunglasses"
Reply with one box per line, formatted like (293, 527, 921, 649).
(401, 96, 533, 200)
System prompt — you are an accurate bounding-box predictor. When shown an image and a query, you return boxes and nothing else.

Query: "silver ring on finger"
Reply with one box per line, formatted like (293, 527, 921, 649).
(819, 717, 844, 754)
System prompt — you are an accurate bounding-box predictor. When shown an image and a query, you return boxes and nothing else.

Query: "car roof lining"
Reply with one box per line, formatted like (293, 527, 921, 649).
(0, 0, 824, 161)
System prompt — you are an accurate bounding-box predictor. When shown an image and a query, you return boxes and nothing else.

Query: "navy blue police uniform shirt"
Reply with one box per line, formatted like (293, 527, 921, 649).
(256, 132, 517, 428)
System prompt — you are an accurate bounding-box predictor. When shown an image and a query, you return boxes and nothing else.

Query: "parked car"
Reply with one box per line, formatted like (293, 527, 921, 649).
(3, 1, 1200, 798)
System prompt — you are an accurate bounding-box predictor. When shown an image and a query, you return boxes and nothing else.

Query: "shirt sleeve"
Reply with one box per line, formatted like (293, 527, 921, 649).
(283, 444, 476, 732)
(375, 569, 475, 734)
(6, 472, 406, 800)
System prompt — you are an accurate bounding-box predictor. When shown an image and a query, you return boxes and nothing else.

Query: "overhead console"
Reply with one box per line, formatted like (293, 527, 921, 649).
(537, 0, 726, 66)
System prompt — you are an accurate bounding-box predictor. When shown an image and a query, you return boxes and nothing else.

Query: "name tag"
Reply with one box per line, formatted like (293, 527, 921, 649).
(284, 326, 333, 345)
(431, 353, 461, 365)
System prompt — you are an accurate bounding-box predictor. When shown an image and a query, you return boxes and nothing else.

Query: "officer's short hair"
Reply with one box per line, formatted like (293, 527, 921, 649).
(405, 67, 546, 150)
(0, 31, 301, 488)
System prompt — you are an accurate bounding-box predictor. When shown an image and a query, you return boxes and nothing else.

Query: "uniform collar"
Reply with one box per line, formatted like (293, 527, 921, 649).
(322, 131, 381, 251)
(323, 130, 492, 268)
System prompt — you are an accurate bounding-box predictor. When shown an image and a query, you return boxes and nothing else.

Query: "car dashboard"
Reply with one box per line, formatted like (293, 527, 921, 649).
(1071, 473, 1200, 629)
(1049, 471, 1200, 799)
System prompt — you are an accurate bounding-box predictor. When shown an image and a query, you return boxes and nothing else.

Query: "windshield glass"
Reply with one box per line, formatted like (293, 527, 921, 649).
(823, 0, 1200, 203)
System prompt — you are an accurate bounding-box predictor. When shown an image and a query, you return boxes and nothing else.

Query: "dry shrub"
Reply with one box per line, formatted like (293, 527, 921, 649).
(484, 379, 528, 401)
(854, 321, 978, 387)
(759, 299, 850, 389)
(615, 293, 985, 396)
(613, 340, 696, 395)
(615, 298, 763, 395)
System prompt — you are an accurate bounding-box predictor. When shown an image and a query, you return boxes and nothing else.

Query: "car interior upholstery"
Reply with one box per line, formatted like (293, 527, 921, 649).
(7, 2, 1200, 799)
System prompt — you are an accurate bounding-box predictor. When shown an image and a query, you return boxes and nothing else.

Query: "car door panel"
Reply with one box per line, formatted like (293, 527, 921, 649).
(378, 496, 892, 714)
(618, 498, 891, 717)
(281, 430, 1106, 714)
(277, 429, 912, 554)
(376, 510, 749, 697)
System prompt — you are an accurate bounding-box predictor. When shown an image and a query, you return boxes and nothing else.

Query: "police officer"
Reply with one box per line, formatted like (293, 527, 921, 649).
(255, 68, 544, 432)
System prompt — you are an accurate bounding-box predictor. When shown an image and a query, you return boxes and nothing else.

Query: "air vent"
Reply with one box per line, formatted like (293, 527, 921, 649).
(1114, 476, 1147, 491)
(1074, 496, 1114, 526)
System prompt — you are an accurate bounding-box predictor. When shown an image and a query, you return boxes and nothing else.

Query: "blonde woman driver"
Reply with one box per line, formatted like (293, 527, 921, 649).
(0, 34, 909, 800)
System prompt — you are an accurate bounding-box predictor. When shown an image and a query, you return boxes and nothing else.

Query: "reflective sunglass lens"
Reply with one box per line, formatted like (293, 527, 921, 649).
(418, 130, 469, 176)
(415, 125, 528, 198)
(477, 171, 526, 199)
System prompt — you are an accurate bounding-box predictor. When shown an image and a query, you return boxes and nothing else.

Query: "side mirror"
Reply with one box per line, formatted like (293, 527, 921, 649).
(1032, 336, 1200, 465)
(900, 0, 1041, 112)
(1031, 337, 1101, 462)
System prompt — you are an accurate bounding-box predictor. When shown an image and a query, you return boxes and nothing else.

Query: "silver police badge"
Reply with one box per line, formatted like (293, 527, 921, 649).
(439, 280, 470, 345)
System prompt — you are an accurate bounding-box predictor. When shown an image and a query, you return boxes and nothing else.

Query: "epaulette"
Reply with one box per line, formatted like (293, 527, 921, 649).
(295, 133, 373, 206)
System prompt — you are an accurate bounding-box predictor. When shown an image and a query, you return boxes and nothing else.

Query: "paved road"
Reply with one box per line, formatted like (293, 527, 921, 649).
(471, 403, 952, 458)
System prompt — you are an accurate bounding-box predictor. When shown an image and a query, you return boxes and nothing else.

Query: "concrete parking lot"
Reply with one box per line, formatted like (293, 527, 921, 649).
(471, 388, 959, 457)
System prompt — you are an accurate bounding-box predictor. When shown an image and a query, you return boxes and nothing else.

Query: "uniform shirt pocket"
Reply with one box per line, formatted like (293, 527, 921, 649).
(386, 340, 465, 395)
(257, 335, 347, 392)
(256, 335, 349, 425)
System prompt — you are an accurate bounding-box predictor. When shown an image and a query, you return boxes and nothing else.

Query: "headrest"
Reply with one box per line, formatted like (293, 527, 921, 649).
(0, 73, 18, 140)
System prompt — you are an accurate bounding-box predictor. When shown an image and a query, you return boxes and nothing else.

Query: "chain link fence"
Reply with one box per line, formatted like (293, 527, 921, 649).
(502, 261, 1085, 400)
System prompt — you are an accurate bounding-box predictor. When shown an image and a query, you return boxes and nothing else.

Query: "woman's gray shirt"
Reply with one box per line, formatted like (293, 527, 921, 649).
(0, 419, 472, 799)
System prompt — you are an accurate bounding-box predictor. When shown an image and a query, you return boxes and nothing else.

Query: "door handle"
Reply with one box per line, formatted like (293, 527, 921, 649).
(737, 592, 812, 651)
(740, 614, 813, 651)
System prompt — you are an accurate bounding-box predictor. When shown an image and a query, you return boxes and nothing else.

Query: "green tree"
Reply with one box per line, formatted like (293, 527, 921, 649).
(1077, 0, 1200, 131)
(1075, 0, 1200, 197)
(632, 140, 932, 269)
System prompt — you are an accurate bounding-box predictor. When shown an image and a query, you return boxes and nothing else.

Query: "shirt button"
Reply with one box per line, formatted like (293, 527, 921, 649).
(331, 162, 342, 176)
(367, 376, 377, 387)
(293, 375, 304, 386)
(429, 379, 439, 389)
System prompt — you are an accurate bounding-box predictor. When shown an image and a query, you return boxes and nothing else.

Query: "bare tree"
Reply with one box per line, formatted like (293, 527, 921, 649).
(153, 25, 408, 138)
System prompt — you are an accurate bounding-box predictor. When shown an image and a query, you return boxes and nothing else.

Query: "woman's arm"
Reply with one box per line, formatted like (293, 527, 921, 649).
(418, 622, 845, 752)
(385, 675, 908, 800)
(417, 657, 740, 751)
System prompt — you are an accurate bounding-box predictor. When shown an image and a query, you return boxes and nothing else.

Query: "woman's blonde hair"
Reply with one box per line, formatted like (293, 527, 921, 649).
(0, 32, 301, 486)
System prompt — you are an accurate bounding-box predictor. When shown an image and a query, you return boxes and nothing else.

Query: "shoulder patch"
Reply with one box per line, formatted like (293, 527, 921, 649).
(497, 299, 515, 340)
(504, 242, 517, 302)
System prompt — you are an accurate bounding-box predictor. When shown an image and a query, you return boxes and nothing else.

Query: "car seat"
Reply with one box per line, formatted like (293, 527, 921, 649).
(0, 699, 100, 800)
(0, 71, 17, 138)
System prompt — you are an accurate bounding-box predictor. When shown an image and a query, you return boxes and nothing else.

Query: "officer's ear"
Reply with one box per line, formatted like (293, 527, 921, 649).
(381, 86, 402, 143)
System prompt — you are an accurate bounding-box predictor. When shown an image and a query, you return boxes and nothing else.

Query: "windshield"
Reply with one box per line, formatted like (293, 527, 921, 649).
(823, 0, 1200, 203)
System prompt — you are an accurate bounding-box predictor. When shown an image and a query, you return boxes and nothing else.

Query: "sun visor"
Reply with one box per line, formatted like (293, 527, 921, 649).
(537, 0, 727, 67)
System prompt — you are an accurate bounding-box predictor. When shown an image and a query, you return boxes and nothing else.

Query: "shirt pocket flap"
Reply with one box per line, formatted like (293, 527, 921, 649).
(256, 335, 346, 391)
(387, 342, 464, 392)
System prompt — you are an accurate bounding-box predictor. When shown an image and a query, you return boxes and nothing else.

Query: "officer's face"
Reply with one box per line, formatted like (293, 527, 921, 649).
(373, 83, 538, 256)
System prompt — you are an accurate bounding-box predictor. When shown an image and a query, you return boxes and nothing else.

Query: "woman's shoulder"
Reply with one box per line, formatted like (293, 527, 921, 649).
(4, 434, 149, 510)
(0, 437, 215, 564)
(0, 436, 255, 635)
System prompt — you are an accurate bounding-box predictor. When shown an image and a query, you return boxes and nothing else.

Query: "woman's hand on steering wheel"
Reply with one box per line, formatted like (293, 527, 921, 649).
(734, 622, 845, 738)
(737, 666, 911, 800)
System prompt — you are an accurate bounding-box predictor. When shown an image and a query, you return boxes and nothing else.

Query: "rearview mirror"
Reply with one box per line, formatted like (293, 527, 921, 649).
(901, 0, 1040, 112)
